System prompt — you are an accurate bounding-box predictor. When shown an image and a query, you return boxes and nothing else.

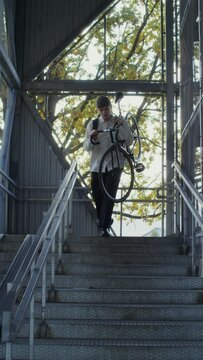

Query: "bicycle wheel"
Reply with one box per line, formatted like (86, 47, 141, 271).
(99, 144, 134, 203)
(126, 112, 141, 162)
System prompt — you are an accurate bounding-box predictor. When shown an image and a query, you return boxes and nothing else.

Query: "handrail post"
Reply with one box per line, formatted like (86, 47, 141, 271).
(64, 206, 68, 240)
(68, 192, 73, 235)
(120, 189, 123, 236)
(57, 220, 63, 274)
(0, 161, 78, 351)
(41, 261, 46, 322)
(191, 213, 196, 276)
(2, 310, 12, 360)
(49, 235, 57, 301)
(29, 261, 35, 360)
(176, 186, 180, 234)
(174, 166, 180, 234)
(38, 235, 49, 338)
(62, 205, 69, 253)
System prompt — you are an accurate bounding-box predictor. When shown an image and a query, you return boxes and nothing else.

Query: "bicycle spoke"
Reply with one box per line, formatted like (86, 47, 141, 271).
(99, 145, 134, 203)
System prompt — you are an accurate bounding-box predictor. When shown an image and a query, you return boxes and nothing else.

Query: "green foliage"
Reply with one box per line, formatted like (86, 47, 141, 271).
(35, 0, 165, 224)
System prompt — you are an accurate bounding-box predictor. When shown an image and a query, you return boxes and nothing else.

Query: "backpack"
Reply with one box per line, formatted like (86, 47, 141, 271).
(90, 117, 100, 145)
(92, 117, 98, 131)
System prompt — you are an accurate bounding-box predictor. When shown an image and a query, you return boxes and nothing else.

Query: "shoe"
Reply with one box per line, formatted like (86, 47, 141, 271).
(101, 229, 111, 237)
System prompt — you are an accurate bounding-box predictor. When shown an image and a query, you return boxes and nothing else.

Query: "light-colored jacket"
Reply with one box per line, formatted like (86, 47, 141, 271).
(83, 114, 134, 173)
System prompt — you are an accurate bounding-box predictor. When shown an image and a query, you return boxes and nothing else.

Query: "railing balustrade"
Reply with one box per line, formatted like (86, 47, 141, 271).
(0, 161, 77, 360)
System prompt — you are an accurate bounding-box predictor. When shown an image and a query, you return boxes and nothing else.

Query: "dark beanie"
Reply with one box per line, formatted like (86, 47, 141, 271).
(96, 96, 111, 108)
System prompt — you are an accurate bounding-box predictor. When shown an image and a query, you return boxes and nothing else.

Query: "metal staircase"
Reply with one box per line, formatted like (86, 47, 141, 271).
(1, 234, 203, 359)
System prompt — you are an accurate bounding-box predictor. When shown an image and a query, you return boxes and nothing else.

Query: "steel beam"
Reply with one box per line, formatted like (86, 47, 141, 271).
(22, 79, 170, 94)
(165, 0, 175, 235)
(0, 42, 20, 88)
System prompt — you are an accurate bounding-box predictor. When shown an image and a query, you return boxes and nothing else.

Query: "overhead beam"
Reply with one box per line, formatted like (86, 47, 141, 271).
(22, 79, 175, 95)
(0, 42, 20, 88)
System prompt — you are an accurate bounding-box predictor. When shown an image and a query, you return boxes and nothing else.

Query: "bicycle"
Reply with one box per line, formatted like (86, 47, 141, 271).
(98, 92, 145, 203)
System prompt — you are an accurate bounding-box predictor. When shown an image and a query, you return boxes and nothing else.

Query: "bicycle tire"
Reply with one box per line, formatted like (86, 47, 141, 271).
(126, 112, 141, 162)
(99, 144, 134, 203)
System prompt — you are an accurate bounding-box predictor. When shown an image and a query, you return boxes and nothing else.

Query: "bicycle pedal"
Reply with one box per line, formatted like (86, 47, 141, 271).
(135, 162, 145, 172)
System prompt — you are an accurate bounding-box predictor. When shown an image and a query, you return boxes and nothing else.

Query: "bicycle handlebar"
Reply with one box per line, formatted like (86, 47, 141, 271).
(97, 127, 118, 134)
(91, 125, 124, 145)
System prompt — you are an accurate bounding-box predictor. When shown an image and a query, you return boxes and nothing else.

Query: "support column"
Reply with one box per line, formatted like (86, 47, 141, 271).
(165, 0, 175, 235)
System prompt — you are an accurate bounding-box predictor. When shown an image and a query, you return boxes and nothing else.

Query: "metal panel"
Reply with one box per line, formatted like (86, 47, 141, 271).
(8, 95, 98, 235)
(15, 0, 114, 80)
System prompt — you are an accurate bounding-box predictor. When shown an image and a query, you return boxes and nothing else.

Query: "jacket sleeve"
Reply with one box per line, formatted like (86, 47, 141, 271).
(83, 120, 94, 152)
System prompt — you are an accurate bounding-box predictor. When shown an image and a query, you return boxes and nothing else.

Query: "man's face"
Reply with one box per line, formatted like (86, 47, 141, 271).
(98, 105, 112, 121)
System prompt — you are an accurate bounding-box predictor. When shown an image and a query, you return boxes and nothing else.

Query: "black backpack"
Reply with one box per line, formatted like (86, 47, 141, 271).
(92, 117, 98, 131)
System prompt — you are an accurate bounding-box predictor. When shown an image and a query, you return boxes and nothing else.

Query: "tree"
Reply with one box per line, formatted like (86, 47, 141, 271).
(35, 0, 165, 225)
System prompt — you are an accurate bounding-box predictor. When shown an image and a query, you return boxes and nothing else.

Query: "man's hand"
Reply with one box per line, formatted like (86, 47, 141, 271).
(90, 129, 98, 142)
(115, 116, 123, 127)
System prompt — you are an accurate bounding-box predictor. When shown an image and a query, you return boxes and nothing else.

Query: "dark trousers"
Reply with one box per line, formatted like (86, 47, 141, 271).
(91, 169, 121, 229)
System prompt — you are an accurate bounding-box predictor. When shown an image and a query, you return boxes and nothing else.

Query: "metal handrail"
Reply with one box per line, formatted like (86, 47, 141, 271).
(0, 161, 77, 348)
(0, 169, 17, 188)
(0, 168, 17, 199)
(173, 161, 203, 208)
(173, 160, 203, 235)
(174, 178, 203, 229)
(172, 160, 203, 275)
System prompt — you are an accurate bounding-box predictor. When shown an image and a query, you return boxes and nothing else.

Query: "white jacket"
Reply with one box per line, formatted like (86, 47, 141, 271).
(83, 114, 134, 172)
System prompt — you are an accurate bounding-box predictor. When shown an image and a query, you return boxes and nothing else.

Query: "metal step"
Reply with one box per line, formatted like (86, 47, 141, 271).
(63, 263, 191, 276)
(1, 339, 203, 360)
(35, 274, 203, 290)
(0, 262, 10, 275)
(0, 242, 22, 253)
(0, 252, 17, 262)
(33, 302, 203, 321)
(34, 288, 203, 304)
(1, 234, 200, 360)
(18, 319, 203, 340)
(66, 243, 183, 255)
(62, 253, 191, 266)
(0, 234, 26, 243)
(68, 235, 183, 245)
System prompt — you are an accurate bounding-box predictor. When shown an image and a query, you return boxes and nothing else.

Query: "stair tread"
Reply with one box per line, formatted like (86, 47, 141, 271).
(14, 338, 203, 346)
(41, 302, 203, 308)
(51, 274, 201, 281)
(42, 274, 203, 289)
(32, 318, 203, 326)
(1, 233, 201, 360)
(68, 236, 183, 243)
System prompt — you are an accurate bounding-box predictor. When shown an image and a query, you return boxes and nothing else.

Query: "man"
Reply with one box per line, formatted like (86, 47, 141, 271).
(83, 95, 133, 236)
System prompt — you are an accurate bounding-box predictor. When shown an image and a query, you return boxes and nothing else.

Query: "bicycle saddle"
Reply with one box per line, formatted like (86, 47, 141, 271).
(115, 92, 124, 103)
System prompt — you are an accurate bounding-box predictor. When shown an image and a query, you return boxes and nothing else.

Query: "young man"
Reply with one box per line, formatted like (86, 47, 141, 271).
(83, 95, 133, 236)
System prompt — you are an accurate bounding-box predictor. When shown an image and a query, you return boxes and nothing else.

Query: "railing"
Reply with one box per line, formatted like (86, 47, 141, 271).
(0, 169, 18, 232)
(73, 185, 168, 237)
(173, 161, 203, 274)
(0, 169, 17, 199)
(0, 161, 77, 360)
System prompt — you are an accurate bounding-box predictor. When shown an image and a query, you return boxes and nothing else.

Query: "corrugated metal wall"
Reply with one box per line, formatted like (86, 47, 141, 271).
(8, 96, 98, 235)
(15, 0, 114, 80)
(8, 0, 113, 235)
